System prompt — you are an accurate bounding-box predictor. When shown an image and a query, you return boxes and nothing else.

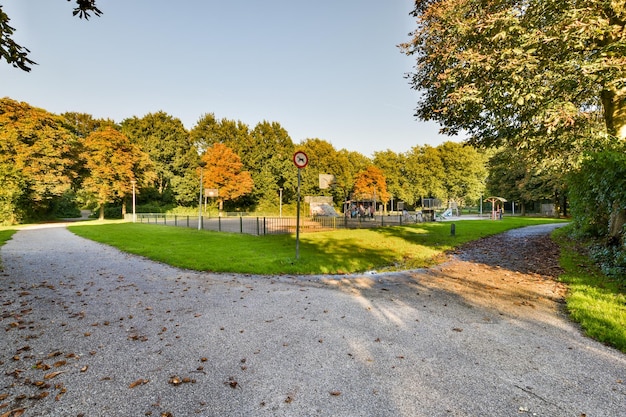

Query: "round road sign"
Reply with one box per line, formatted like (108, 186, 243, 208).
(293, 151, 309, 168)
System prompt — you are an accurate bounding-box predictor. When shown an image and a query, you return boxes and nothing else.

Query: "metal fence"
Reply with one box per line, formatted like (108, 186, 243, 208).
(131, 212, 426, 236)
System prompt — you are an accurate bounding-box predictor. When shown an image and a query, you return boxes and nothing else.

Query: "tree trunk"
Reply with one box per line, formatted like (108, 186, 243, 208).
(608, 202, 626, 246)
(601, 86, 626, 141)
(601, 86, 626, 244)
(99, 205, 105, 220)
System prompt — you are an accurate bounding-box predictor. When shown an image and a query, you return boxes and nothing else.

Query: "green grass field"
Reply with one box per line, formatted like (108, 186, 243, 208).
(554, 227, 626, 353)
(68, 217, 566, 275)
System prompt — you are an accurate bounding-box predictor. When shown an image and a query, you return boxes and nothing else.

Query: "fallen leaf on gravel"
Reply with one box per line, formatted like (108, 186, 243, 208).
(225, 377, 238, 389)
(43, 371, 65, 380)
(129, 379, 149, 388)
(30, 392, 48, 400)
(329, 391, 341, 396)
(0, 393, 8, 401)
(80, 366, 88, 373)
(452, 328, 463, 332)
(0, 408, 25, 417)
(168, 376, 182, 386)
(53, 360, 66, 368)
(54, 386, 67, 401)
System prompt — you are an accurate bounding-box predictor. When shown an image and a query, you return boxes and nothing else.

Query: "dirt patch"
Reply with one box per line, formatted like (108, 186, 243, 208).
(421, 228, 568, 319)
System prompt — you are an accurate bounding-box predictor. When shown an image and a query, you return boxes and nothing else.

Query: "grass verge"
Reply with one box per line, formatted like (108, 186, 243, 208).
(554, 227, 626, 353)
(0, 229, 17, 270)
(68, 217, 566, 275)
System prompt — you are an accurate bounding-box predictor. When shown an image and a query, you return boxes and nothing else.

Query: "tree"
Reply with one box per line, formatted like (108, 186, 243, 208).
(190, 113, 251, 155)
(437, 142, 487, 206)
(81, 127, 151, 220)
(373, 150, 409, 209)
(1, 1, 102, 72)
(62, 112, 115, 138)
(487, 147, 573, 216)
(239, 121, 295, 210)
(0, 98, 79, 223)
(400, 0, 626, 148)
(298, 138, 356, 206)
(121, 112, 198, 205)
(200, 143, 253, 211)
(568, 144, 626, 243)
(401, 0, 626, 239)
(404, 145, 446, 204)
(353, 166, 390, 208)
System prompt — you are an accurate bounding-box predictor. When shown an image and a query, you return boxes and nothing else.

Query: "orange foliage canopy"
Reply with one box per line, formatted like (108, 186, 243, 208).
(200, 143, 253, 209)
(353, 166, 390, 203)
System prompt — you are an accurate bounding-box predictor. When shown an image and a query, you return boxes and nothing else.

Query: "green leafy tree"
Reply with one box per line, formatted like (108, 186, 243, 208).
(62, 112, 115, 138)
(190, 113, 251, 155)
(487, 148, 570, 215)
(404, 145, 446, 205)
(437, 142, 487, 206)
(568, 144, 626, 243)
(121, 111, 198, 205)
(401, 0, 626, 239)
(1, 1, 102, 72)
(240, 121, 295, 210)
(400, 0, 626, 148)
(298, 138, 359, 207)
(81, 127, 152, 220)
(200, 143, 253, 211)
(373, 150, 409, 209)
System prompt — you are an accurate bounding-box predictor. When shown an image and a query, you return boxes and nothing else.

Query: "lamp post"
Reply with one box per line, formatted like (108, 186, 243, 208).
(131, 180, 136, 223)
(198, 161, 207, 230)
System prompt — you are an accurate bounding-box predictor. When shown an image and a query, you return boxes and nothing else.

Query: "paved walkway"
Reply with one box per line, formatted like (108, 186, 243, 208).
(0, 225, 624, 417)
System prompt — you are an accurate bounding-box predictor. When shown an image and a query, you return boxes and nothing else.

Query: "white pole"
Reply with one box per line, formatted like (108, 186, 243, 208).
(131, 180, 136, 223)
(198, 162, 206, 230)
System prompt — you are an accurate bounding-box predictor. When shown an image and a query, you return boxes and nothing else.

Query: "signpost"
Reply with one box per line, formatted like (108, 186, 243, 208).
(293, 151, 308, 259)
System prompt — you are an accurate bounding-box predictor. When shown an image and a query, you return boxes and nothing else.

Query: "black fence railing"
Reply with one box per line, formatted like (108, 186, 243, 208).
(131, 212, 427, 236)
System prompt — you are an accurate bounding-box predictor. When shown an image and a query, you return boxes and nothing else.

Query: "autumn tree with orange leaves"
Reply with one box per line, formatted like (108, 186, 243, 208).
(81, 127, 153, 220)
(200, 143, 253, 211)
(352, 166, 390, 209)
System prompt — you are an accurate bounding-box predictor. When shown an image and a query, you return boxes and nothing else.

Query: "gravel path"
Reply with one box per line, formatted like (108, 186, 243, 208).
(1, 224, 624, 417)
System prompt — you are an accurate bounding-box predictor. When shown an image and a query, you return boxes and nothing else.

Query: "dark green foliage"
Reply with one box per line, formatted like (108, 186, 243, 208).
(568, 146, 626, 239)
(50, 191, 81, 218)
(588, 243, 626, 283)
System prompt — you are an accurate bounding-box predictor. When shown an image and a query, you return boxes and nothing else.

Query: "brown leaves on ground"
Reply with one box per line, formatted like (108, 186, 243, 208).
(43, 371, 65, 380)
(424, 232, 567, 316)
(129, 379, 149, 388)
(0, 408, 25, 417)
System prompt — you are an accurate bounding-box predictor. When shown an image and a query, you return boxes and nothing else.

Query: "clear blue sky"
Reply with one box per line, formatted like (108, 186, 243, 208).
(1, 0, 460, 157)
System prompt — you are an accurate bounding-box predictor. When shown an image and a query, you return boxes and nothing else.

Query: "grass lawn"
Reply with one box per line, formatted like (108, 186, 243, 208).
(554, 227, 626, 353)
(68, 217, 566, 275)
(0, 229, 17, 270)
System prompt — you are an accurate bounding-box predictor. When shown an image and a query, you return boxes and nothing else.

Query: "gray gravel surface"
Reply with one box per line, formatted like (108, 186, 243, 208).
(1, 224, 625, 417)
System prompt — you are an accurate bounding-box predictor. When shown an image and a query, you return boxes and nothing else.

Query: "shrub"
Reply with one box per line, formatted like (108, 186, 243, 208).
(568, 145, 626, 240)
